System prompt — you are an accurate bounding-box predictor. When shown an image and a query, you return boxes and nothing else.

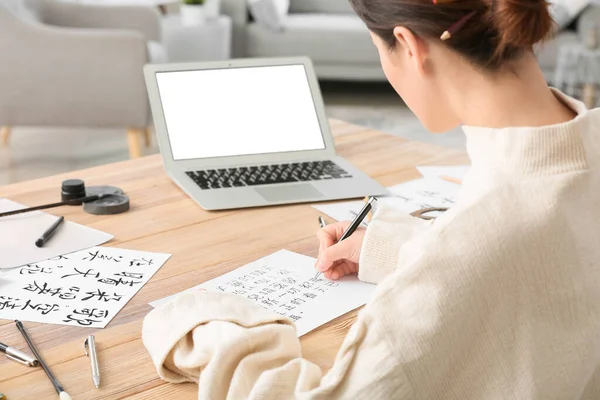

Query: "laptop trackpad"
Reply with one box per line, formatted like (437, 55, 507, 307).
(255, 184, 325, 202)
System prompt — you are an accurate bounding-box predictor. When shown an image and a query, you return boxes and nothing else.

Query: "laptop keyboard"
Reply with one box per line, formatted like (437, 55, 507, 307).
(186, 161, 352, 190)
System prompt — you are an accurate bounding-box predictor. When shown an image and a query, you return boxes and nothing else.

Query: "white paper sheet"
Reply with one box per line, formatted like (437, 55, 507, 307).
(0, 246, 171, 328)
(0, 199, 114, 269)
(313, 178, 461, 223)
(416, 165, 470, 182)
(151, 250, 376, 337)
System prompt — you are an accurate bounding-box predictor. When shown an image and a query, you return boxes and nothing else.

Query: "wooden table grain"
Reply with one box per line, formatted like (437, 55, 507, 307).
(0, 120, 467, 399)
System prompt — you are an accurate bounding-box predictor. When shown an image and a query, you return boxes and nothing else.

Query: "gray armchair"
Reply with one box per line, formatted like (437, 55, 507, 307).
(0, 0, 167, 159)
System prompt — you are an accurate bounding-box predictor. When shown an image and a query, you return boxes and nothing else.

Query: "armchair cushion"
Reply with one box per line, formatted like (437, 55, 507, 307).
(41, 0, 161, 42)
(0, 6, 151, 128)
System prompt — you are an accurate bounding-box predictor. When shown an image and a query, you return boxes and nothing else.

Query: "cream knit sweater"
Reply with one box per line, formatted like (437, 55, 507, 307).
(143, 90, 600, 399)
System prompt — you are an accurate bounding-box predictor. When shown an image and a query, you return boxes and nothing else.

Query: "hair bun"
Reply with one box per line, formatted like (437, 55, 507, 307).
(493, 0, 553, 51)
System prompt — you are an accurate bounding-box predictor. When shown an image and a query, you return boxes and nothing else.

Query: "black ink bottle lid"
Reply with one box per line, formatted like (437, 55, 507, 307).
(61, 179, 87, 203)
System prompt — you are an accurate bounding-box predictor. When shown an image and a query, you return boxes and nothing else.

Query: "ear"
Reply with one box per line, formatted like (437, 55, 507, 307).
(392, 26, 429, 75)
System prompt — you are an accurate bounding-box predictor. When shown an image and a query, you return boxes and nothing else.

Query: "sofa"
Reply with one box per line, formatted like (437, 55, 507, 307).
(222, 0, 382, 80)
(221, 0, 600, 82)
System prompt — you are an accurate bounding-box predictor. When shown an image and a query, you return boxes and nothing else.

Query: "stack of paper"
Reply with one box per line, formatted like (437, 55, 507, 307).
(313, 177, 461, 224)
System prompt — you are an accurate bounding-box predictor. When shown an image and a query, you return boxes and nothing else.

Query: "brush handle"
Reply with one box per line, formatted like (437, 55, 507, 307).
(0, 195, 105, 218)
(15, 321, 64, 394)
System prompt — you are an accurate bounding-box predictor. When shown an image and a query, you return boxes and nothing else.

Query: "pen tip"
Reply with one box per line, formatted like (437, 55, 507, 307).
(59, 391, 73, 400)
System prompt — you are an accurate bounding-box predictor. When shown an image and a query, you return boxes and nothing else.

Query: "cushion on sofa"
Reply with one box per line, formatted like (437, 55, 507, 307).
(247, 0, 290, 31)
(289, 0, 353, 14)
(246, 14, 378, 64)
(549, 0, 590, 27)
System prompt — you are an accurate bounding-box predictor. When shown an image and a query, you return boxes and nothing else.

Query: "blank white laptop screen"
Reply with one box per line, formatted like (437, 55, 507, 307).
(155, 64, 326, 161)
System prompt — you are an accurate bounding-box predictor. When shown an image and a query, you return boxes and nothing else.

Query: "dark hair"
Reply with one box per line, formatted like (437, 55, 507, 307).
(348, 0, 554, 70)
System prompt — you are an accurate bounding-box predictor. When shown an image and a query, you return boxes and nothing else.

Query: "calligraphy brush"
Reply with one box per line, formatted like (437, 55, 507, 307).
(15, 321, 73, 400)
(0, 194, 108, 218)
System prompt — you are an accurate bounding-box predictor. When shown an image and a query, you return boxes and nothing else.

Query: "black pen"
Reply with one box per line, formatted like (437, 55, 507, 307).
(35, 216, 65, 248)
(314, 197, 377, 280)
(15, 321, 72, 400)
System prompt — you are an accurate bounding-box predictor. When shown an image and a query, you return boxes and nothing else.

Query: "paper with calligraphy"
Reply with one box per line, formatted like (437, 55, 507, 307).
(313, 178, 461, 223)
(0, 247, 171, 328)
(151, 250, 376, 337)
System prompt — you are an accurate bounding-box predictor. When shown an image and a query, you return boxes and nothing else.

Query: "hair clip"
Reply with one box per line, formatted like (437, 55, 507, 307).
(441, 10, 477, 41)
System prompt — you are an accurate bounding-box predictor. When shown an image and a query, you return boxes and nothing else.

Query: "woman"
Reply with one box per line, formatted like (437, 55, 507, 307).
(143, 0, 600, 398)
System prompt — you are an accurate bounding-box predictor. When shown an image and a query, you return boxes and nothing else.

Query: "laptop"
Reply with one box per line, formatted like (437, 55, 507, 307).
(144, 57, 388, 210)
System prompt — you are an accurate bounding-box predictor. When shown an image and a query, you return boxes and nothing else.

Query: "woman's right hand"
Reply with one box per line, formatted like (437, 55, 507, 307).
(315, 221, 366, 280)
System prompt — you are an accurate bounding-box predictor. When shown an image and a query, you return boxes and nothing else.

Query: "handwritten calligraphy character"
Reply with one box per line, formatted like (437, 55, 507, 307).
(19, 264, 53, 275)
(21, 300, 60, 315)
(63, 308, 109, 326)
(98, 271, 143, 287)
(270, 282, 287, 290)
(282, 277, 297, 285)
(23, 281, 63, 297)
(61, 267, 100, 280)
(59, 287, 80, 300)
(81, 289, 124, 302)
(299, 281, 313, 289)
(261, 298, 279, 307)
(290, 298, 306, 306)
(0, 296, 21, 310)
(279, 303, 296, 312)
(128, 257, 154, 267)
(83, 250, 123, 263)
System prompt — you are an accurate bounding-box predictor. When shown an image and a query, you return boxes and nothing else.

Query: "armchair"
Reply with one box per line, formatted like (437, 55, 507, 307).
(0, 0, 167, 159)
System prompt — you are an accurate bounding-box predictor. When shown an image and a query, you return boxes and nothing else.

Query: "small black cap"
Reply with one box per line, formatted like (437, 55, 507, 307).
(61, 179, 86, 203)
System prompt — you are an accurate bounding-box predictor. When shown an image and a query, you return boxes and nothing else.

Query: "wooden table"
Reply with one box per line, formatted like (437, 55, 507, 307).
(0, 120, 466, 399)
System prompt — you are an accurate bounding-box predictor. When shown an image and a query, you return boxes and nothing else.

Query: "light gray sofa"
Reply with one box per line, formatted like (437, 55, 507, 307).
(222, 0, 382, 80)
(222, 0, 600, 82)
(0, 0, 167, 158)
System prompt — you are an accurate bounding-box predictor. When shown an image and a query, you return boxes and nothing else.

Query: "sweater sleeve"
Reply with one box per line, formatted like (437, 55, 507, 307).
(359, 202, 433, 284)
(142, 290, 413, 399)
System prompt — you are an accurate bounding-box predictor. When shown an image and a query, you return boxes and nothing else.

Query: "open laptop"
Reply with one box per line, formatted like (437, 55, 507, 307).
(144, 57, 387, 210)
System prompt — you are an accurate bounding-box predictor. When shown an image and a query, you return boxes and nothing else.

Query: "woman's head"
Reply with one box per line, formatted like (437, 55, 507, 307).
(349, 0, 554, 132)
